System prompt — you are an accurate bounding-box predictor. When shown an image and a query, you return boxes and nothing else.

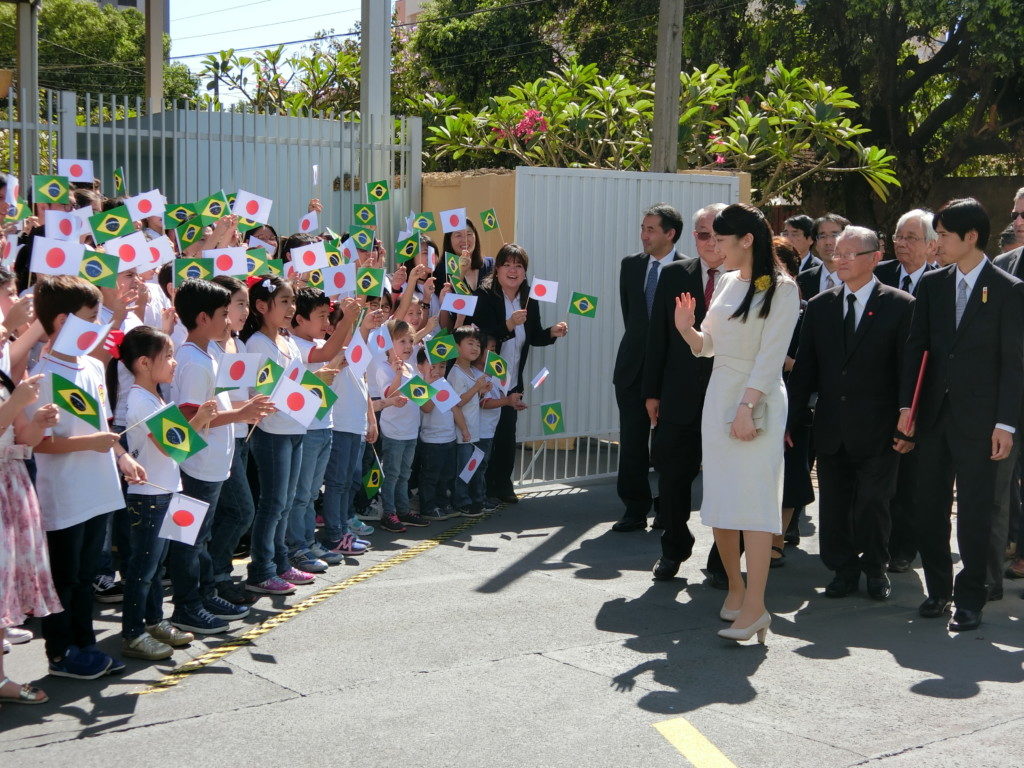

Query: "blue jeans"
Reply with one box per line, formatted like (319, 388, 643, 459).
(209, 437, 256, 582)
(286, 429, 333, 556)
(122, 493, 171, 638)
(248, 430, 303, 583)
(167, 474, 224, 612)
(322, 432, 364, 542)
(418, 440, 456, 513)
(454, 442, 486, 509)
(381, 436, 417, 515)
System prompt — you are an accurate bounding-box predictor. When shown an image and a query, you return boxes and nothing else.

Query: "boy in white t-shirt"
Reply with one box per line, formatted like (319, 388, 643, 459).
(448, 326, 491, 517)
(415, 349, 468, 522)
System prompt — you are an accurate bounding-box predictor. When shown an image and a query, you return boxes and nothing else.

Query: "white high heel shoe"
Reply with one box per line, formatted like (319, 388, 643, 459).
(719, 604, 741, 622)
(717, 611, 771, 643)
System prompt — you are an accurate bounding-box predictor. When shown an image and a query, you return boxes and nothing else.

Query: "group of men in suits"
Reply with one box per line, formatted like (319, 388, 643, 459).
(614, 190, 1024, 633)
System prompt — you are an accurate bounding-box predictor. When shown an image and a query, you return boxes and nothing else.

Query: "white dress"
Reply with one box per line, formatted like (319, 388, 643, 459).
(696, 271, 800, 533)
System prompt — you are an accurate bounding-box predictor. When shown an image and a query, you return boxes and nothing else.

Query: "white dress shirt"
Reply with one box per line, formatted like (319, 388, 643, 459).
(898, 263, 928, 294)
(841, 278, 877, 330)
(820, 266, 841, 293)
(646, 249, 677, 285)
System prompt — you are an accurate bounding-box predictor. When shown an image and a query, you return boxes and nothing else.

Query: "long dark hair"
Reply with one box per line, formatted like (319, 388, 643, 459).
(443, 219, 482, 270)
(713, 204, 781, 322)
(241, 274, 291, 341)
(481, 243, 530, 308)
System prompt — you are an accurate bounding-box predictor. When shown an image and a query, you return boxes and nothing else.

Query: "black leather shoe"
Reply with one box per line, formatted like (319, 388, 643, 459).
(706, 571, 729, 590)
(652, 558, 680, 581)
(949, 607, 982, 632)
(918, 596, 952, 618)
(987, 586, 1003, 602)
(867, 574, 892, 600)
(651, 516, 666, 530)
(499, 493, 519, 505)
(824, 573, 860, 598)
(611, 517, 646, 532)
(887, 558, 911, 574)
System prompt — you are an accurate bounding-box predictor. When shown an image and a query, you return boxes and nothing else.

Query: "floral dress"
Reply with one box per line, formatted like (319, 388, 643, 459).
(0, 386, 62, 628)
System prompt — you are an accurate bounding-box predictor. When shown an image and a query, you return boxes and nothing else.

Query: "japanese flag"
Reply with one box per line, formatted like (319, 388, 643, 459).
(248, 235, 276, 256)
(3, 173, 19, 206)
(30, 236, 85, 276)
(344, 331, 372, 379)
(529, 277, 558, 303)
(298, 210, 319, 234)
(125, 189, 166, 222)
(57, 158, 94, 183)
(52, 313, 112, 357)
(440, 207, 467, 234)
(232, 189, 272, 225)
(215, 352, 263, 392)
(106, 231, 150, 273)
(44, 210, 84, 241)
(323, 264, 355, 297)
(368, 325, 393, 359)
(270, 375, 320, 428)
(207, 246, 249, 276)
(158, 493, 210, 546)
(146, 235, 177, 267)
(71, 205, 93, 232)
(430, 377, 459, 413)
(290, 240, 329, 272)
(531, 367, 550, 389)
(425, 245, 436, 271)
(459, 446, 486, 483)
(340, 237, 358, 263)
(441, 292, 477, 316)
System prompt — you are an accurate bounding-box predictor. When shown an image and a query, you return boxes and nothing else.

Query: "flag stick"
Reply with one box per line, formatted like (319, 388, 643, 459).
(138, 479, 177, 494)
(244, 422, 258, 443)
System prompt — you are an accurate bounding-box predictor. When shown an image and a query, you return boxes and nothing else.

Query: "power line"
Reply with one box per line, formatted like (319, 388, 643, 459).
(173, 10, 358, 43)
(170, 0, 275, 23)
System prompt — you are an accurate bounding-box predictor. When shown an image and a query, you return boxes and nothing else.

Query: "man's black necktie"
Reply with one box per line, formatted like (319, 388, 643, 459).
(901, 274, 912, 293)
(844, 293, 857, 349)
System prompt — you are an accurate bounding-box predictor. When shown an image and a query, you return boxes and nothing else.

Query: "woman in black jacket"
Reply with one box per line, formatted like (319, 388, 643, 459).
(470, 244, 568, 503)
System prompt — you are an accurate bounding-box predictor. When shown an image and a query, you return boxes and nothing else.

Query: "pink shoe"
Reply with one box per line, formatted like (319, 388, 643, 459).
(245, 576, 296, 595)
(279, 567, 315, 585)
(330, 533, 368, 556)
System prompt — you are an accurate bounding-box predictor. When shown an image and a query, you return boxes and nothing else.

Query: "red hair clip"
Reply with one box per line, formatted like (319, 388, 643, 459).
(104, 329, 125, 359)
(245, 275, 262, 288)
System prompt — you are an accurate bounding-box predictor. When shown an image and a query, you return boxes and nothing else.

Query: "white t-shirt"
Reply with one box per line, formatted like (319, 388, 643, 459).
(292, 335, 333, 430)
(170, 341, 234, 481)
(142, 281, 171, 329)
(479, 375, 503, 439)
(210, 336, 250, 440)
(332, 365, 368, 435)
(244, 331, 307, 435)
(124, 385, 182, 496)
(501, 294, 527, 390)
(374, 361, 420, 440)
(99, 307, 144, 428)
(419, 387, 456, 444)
(448, 365, 481, 444)
(366, 357, 390, 399)
(29, 354, 123, 531)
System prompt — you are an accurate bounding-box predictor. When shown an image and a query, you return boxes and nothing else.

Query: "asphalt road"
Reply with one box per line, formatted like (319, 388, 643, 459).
(2, 476, 1022, 767)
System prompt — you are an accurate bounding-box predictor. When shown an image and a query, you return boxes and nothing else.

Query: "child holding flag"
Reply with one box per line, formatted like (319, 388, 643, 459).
(416, 349, 467, 521)
(449, 326, 491, 518)
(476, 332, 523, 510)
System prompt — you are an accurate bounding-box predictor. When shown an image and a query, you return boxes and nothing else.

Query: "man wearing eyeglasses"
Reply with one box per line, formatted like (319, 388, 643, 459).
(875, 209, 938, 298)
(992, 187, 1024, 277)
(797, 213, 850, 300)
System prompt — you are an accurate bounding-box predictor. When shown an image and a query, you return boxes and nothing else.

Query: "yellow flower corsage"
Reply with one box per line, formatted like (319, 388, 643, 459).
(754, 275, 772, 292)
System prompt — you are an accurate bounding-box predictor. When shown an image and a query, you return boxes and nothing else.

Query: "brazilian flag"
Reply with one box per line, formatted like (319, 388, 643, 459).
(411, 212, 436, 233)
(399, 375, 437, 407)
(484, 351, 508, 380)
(352, 203, 376, 227)
(362, 453, 384, 499)
(445, 251, 460, 276)
(356, 267, 384, 297)
(325, 238, 343, 266)
(89, 205, 132, 244)
(540, 402, 565, 436)
(264, 259, 284, 276)
(449, 276, 471, 296)
(568, 291, 598, 318)
(33, 175, 69, 204)
(5, 198, 29, 223)
(395, 235, 418, 261)
(300, 370, 338, 421)
(349, 226, 374, 251)
(78, 250, 119, 288)
(51, 373, 101, 429)
(307, 269, 324, 290)
(237, 216, 261, 233)
(425, 333, 458, 364)
(195, 191, 230, 226)
(144, 404, 208, 463)
(226, 192, 237, 209)
(176, 219, 206, 249)
(479, 208, 499, 232)
(164, 203, 195, 230)
(366, 179, 390, 202)
(174, 257, 214, 286)
(244, 249, 268, 276)
(113, 166, 126, 195)
(254, 358, 284, 396)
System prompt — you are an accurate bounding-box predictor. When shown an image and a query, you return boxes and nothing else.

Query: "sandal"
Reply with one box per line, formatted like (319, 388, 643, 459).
(769, 545, 786, 568)
(0, 676, 49, 705)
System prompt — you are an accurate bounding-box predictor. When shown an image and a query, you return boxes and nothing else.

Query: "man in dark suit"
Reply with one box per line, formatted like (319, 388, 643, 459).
(642, 203, 727, 581)
(797, 213, 849, 300)
(992, 186, 1024, 277)
(611, 204, 685, 532)
(898, 198, 1024, 632)
(781, 214, 821, 273)
(788, 227, 915, 600)
(873, 209, 938, 574)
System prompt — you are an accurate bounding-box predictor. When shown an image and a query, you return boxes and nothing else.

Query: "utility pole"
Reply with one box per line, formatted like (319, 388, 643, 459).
(14, 0, 40, 176)
(144, 0, 165, 112)
(651, 0, 685, 174)
(359, 0, 392, 242)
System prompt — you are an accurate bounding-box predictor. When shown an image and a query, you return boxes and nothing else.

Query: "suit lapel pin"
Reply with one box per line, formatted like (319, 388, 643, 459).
(867, 311, 874, 317)
(982, 286, 988, 304)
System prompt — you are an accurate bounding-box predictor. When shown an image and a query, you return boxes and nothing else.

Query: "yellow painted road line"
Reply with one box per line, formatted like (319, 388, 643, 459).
(136, 513, 491, 695)
(654, 717, 738, 768)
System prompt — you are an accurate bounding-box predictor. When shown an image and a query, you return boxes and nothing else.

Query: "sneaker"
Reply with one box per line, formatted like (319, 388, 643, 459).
(356, 497, 383, 522)
(279, 566, 315, 585)
(482, 498, 499, 512)
(310, 541, 346, 566)
(329, 533, 368, 556)
(169, 607, 229, 635)
(398, 511, 430, 527)
(348, 519, 374, 536)
(146, 620, 195, 647)
(379, 511, 406, 533)
(355, 537, 372, 550)
(123, 633, 173, 660)
(422, 507, 450, 522)
(2, 639, 9, 654)
(5, 626, 32, 644)
(48, 645, 112, 680)
(203, 595, 250, 621)
(245, 576, 296, 595)
(461, 506, 485, 518)
(217, 581, 258, 606)
(93, 574, 125, 603)
(81, 646, 126, 675)
(290, 550, 329, 573)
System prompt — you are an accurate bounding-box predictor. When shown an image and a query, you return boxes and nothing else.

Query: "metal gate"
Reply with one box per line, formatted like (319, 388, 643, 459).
(1, 87, 422, 246)
(511, 166, 741, 487)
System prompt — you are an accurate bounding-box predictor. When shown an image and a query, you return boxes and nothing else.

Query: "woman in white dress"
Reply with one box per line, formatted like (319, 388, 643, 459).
(673, 204, 800, 644)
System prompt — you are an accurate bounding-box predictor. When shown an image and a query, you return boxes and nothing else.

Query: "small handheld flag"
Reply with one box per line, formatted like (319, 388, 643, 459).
(175, 219, 206, 249)
(51, 372, 102, 428)
(269, 375, 320, 428)
(400, 375, 437, 407)
(530, 277, 559, 303)
(89, 205, 133, 244)
(33, 175, 70, 204)
(5, 199, 29, 223)
(174, 257, 214, 286)
(144, 403, 208, 463)
(479, 208, 499, 232)
(323, 264, 356, 296)
(307, 269, 325, 290)
(300, 369, 338, 421)
(264, 259, 284, 276)
(113, 166, 126, 195)
(395, 235, 418, 261)
(440, 207, 467, 234)
(352, 203, 376, 227)
(368, 325, 393, 358)
(568, 291, 598, 318)
(449, 275, 471, 295)
(340, 237, 359, 263)
(349, 226, 375, 251)
(540, 401, 565, 435)
(363, 453, 384, 499)
(367, 179, 390, 202)
(164, 203, 195, 230)
(290, 240, 329, 272)
(158, 493, 210, 546)
(445, 251, 460, 276)
(57, 159, 94, 184)
(145, 235, 177, 267)
(356, 267, 385, 297)
(425, 333, 458, 363)
(207, 246, 250, 277)
(125, 189, 166, 222)
(298, 210, 319, 234)
(215, 352, 263, 392)
(430, 377, 459, 413)
(459, 446, 485, 483)
(44, 209, 83, 241)
(345, 331, 372, 378)
(195, 191, 230, 226)
(78, 250, 119, 287)
(411, 212, 437, 233)
(30, 237, 85, 276)
(107, 231, 150, 273)
(254, 358, 284, 396)
(231, 189, 272, 225)
(3, 173, 20, 207)
(530, 367, 550, 389)
(441, 293, 477, 316)
(324, 238, 342, 265)
(484, 350, 508, 380)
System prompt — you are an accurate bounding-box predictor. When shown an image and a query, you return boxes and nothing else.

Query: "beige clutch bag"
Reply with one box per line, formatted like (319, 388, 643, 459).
(726, 400, 767, 435)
